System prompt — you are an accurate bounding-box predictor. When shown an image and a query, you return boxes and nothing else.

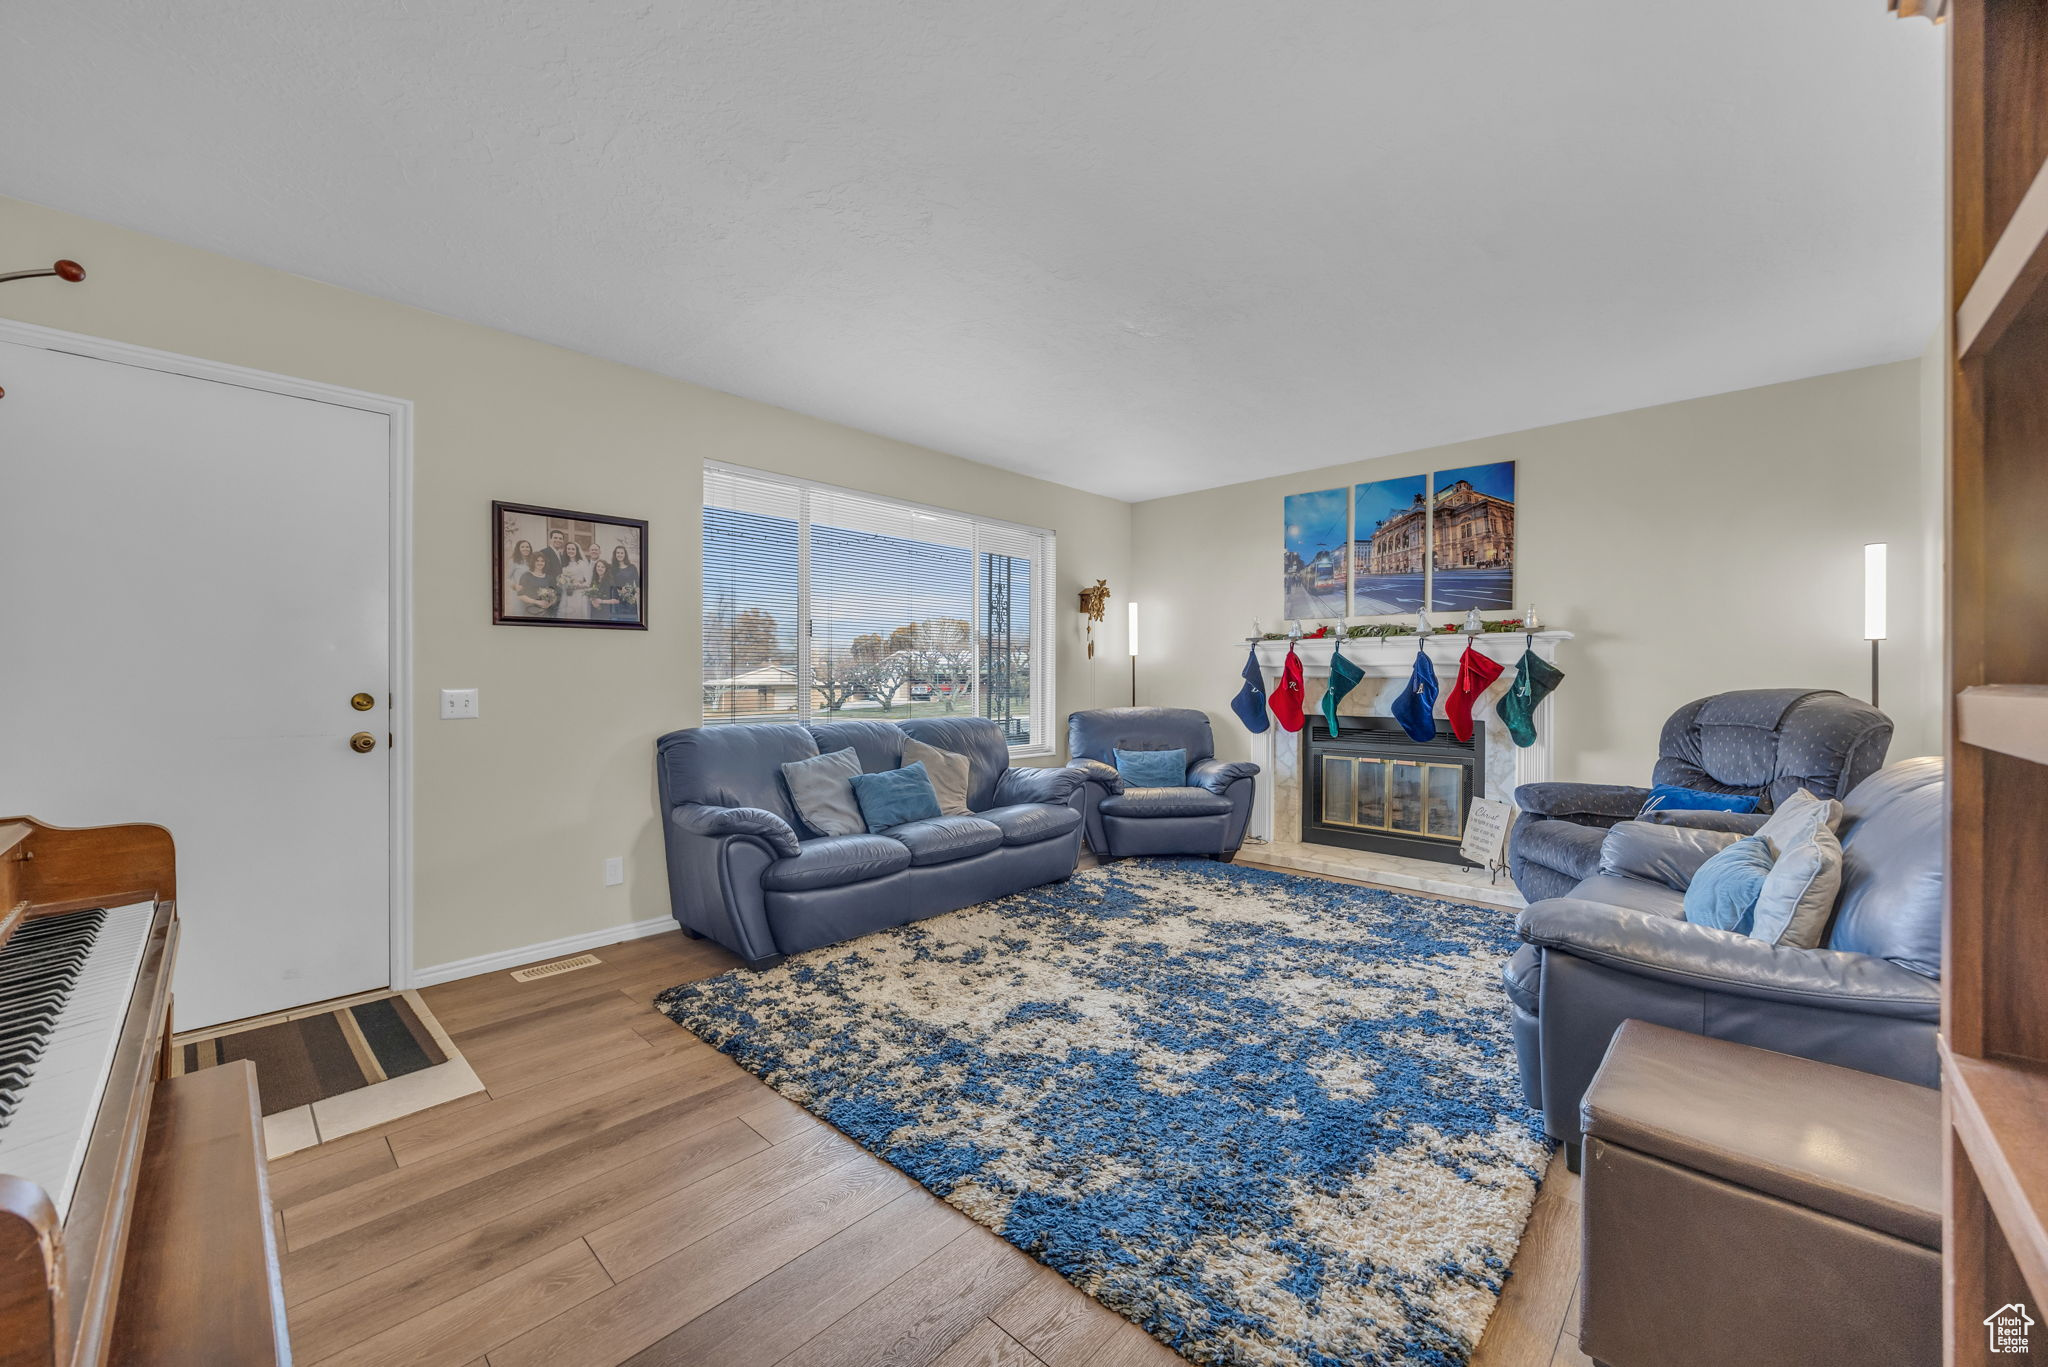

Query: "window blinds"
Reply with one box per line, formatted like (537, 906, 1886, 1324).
(701, 463, 1056, 752)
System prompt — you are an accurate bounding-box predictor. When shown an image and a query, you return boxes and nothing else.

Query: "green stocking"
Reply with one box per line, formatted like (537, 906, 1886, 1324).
(1497, 648, 1564, 748)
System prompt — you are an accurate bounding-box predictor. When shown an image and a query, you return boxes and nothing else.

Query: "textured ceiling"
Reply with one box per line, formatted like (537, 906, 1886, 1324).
(0, 2, 1942, 501)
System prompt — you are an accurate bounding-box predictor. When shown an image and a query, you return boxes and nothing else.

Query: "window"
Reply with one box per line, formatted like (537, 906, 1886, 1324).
(702, 463, 1056, 753)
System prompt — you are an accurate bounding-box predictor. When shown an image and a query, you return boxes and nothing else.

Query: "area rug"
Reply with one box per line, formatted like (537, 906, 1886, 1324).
(656, 858, 1549, 1367)
(173, 988, 484, 1158)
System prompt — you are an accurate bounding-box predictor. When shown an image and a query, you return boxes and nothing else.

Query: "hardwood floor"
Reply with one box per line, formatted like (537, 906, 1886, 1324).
(271, 868, 1586, 1367)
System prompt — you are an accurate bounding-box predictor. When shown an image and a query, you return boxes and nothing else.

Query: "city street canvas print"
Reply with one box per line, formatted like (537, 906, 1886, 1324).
(1350, 474, 1428, 615)
(1282, 487, 1349, 619)
(1431, 461, 1515, 611)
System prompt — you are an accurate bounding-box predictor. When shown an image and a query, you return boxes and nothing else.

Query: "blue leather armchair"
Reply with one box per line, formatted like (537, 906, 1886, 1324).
(1066, 708, 1259, 860)
(1504, 757, 1943, 1164)
(656, 717, 1087, 969)
(1509, 689, 1892, 902)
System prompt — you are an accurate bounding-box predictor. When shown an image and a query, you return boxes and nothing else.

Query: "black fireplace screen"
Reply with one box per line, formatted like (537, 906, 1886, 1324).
(1303, 717, 1483, 865)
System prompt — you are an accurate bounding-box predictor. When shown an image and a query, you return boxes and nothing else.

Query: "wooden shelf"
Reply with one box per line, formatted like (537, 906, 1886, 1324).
(1957, 685, 2048, 767)
(1945, 1048, 2048, 1310)
(1959, 151, 2048, 359)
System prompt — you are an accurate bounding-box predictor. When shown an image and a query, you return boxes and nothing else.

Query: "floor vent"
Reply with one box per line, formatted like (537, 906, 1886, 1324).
(511, 953, 602, 983)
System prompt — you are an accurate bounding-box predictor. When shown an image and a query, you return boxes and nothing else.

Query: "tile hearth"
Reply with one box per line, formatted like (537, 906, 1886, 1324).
(1246, 838, 1525, 909)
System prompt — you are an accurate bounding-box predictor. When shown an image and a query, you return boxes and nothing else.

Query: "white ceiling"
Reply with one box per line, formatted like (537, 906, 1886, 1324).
(1, 2, 1943, 502)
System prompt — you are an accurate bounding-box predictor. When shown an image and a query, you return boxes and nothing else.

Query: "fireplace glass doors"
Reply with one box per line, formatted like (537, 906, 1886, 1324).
(1303, 716, 1483, 864)
(1320, 753, 1465, 841)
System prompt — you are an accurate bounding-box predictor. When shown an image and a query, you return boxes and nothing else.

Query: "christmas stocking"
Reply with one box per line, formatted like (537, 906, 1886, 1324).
(1318, 642, 1365, 739)
(1230, 646, 1270, 734)
(1497, 648, 1565, 748)
(1445, 643, 1505, 743)
(1271, 644, 1307, 733)
(1389, 646, 1439, 743)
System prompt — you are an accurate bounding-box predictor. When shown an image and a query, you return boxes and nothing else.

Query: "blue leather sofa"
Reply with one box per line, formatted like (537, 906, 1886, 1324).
(1066, 708, 1259, 860)
(1504, 757, 1943, 1166)
(656, 717, 1088, 969)
(1509, 688, 1892, 903)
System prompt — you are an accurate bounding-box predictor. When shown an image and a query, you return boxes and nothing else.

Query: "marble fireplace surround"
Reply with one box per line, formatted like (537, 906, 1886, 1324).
(1243, 631, 1572, 908)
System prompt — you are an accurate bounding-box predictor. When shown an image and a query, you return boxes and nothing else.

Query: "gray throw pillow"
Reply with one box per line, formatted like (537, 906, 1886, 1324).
(903, 737, 971, 816)
(1754, 787, 1844, 856)
(1753, 819, 1844, 948)
(780, 747, 864, 837)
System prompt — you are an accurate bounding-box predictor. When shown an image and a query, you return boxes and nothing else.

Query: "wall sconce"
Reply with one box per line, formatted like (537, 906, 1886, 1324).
(1864, 542, 1887, 708)
(0, 259, 86, 401)
(1078, 579, 1111, 659)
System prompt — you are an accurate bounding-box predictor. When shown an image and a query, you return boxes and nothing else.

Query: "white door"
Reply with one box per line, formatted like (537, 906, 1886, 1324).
(0, 339, 393, 1028)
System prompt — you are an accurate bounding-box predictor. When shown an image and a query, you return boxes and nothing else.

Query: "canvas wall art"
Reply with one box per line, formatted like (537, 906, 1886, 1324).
(1430, 461, 1515, 611)
(1350, 473, 1429, 614)
(1282, 487, 1350, 619)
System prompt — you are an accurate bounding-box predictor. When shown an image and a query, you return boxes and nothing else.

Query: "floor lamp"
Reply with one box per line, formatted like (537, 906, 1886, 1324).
(1128, 601, 1139, 705)
(1864, 542, 1886, 709)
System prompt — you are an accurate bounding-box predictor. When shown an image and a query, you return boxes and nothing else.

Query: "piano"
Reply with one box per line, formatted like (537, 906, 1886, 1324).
(0, 817, 290, 1367)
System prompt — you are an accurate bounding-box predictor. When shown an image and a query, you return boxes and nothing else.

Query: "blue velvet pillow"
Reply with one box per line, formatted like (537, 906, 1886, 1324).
(1115, 747, 1187, 787)
(1640, 784, 1760, 817)
(1682, 835, 1776, 935)
(849, 761, 943, 831)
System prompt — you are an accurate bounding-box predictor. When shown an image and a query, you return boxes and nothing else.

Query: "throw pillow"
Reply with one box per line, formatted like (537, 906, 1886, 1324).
(1753, 787, 1845, 857)
(1638, 784, 1761, 817)
(780, 747, 864, 838)
(1115, 747, 1187, 788)
(1753, 819, 1845, 948)
(849, 761, 943, 831)
(902, 737, 971, 816)
(1682, 836, 1776, 935)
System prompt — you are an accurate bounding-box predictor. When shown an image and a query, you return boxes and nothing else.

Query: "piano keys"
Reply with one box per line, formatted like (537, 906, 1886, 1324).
(0, 816, 290, 1367)
(0, 902, 155, 1216)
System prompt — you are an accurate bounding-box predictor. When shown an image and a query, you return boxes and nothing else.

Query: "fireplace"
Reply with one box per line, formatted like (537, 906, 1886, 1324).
(1303, 716, 1484, 865)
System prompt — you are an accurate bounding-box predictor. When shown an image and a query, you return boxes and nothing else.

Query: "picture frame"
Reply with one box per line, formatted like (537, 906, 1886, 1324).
(492, 500, 649, 630)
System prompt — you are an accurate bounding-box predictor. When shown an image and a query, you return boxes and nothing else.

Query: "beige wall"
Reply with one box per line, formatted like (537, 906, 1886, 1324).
(1, 192, 1937, 974)
(1130, 361, 1939, 789)
(0, 195, 1134, 971)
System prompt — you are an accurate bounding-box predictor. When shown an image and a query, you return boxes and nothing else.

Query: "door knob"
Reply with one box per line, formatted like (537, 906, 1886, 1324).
(349, 732, 377, 753)
(351, 692, 376, 711)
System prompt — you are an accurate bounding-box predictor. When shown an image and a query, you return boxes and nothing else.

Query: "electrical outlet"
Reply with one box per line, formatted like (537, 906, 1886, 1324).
(440, 688, 480, 720)
(603, 856, 624, 886)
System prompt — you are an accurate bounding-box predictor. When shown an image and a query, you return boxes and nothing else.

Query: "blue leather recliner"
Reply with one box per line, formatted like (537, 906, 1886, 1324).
(656, 717, 1088, 969)
(1509, 688, 1893, 903)
(1066, 708, 1259, 860)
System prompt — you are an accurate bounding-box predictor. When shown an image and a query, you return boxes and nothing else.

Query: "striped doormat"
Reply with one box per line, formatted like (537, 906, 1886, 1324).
(174, 989, 484, 1158)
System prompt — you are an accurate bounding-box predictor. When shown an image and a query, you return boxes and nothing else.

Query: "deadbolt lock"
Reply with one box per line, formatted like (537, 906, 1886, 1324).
(351, 692, 376, 711)
(349, 732, 377, 753)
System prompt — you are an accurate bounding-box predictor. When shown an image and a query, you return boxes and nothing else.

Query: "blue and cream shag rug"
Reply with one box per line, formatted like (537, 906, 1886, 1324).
(656, 858, 1548, 1367)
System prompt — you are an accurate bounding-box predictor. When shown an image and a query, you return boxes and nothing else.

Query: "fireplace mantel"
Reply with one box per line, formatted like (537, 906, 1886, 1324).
(1240, 629, 1573, 857)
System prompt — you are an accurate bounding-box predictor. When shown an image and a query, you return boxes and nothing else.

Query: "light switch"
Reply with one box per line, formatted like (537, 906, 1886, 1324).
(440, 688, 480, 719)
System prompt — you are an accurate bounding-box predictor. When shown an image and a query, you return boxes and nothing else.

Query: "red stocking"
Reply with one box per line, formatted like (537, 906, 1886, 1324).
(1445, 643, 1504, 743)
(1271, 645, 1307, 732)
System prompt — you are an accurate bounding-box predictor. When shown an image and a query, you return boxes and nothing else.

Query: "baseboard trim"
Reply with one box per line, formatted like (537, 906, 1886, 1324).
(409, 914, 679, 988)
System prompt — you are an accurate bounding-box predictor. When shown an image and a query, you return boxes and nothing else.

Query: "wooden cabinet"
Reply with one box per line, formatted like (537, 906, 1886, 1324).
(1924, 1, 2048, 1360)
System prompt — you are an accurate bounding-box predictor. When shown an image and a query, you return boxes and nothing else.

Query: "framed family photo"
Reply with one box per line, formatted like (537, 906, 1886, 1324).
(493, 500, 648, 630)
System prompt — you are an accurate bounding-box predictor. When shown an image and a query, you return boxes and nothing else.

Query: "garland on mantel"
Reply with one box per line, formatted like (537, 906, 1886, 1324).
(1257, 618, 1539, 642)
